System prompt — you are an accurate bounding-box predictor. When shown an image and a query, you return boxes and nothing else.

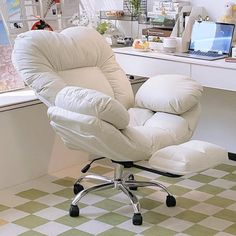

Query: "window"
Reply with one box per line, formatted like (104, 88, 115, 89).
(0, 0, 120, 93)
(0, 0, 82, 94)
(0, 14, 25, 93)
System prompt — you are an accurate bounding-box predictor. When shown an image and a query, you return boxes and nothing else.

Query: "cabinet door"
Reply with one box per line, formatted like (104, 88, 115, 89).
(192, 65, 236, 92)
(115, 53, 191, 77)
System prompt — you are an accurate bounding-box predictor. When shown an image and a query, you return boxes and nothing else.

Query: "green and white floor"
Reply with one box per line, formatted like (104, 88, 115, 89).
(0, 160, 235, 236)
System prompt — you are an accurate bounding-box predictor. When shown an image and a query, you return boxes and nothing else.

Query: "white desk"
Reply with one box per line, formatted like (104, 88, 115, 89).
(114, 47, 236, 92)
(114, 47, 236, 155)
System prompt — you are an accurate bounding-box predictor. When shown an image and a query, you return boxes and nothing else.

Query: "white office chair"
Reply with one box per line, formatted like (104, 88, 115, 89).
(12, 27, 226, 225)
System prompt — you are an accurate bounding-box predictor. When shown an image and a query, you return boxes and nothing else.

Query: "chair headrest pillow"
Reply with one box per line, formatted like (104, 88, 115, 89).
(135, 74, 203, 115)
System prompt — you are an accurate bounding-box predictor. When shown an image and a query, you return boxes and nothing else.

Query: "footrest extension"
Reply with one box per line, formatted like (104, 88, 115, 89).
(149, 140, 228, 176)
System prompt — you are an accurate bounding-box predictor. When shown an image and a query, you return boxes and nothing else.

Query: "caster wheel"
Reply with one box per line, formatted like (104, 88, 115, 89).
(166, 195, 176, 207)
(69, 205, 80, 217)
(128, 174, 138, 191)
(73, 183, 84, 195)
(132, 213, 143, 225)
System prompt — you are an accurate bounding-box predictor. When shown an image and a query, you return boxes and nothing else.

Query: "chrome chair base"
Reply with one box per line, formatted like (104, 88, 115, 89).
(69, 163, 176, 225)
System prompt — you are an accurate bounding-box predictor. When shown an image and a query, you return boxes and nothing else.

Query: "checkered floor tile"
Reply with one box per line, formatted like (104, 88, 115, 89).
(0, 160, 235, 236)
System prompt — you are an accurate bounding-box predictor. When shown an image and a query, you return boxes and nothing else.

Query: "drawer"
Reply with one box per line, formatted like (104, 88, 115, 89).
(192, 65, 236, 92)
(115, 53, 191, 77)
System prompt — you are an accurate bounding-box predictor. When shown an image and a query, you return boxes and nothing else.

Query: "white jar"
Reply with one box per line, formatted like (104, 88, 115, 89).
(232, 47, 236, 58)
(163, 37, 177, 53)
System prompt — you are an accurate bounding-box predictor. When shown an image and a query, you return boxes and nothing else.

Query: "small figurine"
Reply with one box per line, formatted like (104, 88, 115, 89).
(69, 11, 89, 27)
(69, 13, 80, 26)
(79, 10, 89, 26)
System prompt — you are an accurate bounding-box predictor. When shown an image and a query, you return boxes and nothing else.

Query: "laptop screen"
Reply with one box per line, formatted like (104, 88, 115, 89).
(189, 21, 235, 54)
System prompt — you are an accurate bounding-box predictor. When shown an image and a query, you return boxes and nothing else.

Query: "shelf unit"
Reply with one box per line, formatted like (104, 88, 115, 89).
(98, 0, 184, 38)
(98, 1, 148, 40)
(99, 0, 148, 22)
(137, 0, 193, 38)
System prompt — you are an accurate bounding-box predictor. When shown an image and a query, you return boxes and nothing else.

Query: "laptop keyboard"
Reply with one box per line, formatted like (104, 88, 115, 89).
(189, 51, 223, 57)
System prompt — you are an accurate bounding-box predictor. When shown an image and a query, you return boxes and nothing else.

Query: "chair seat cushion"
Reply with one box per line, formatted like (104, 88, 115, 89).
(135, 74, 203, 115)
(127, 107, 199, 152)
(149, 140, 228, 175)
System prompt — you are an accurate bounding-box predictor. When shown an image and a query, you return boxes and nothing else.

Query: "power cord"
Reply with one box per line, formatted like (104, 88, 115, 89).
(81, 157, 106, 173)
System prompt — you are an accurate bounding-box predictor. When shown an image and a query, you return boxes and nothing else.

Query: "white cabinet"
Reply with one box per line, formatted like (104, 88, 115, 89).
(114, 48, 236, 92)
(115, 53, 191, 77)
(192, 65, 236, 92)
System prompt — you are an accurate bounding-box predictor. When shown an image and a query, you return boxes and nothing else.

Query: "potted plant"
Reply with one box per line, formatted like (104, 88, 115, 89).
(131, 0, 141, 16)
(128, 0, 141, 17)
(96, 21, 109, 35)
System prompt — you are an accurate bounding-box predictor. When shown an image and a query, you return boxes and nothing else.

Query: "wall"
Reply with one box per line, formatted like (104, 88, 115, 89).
(192, 88, 236, 154)
(0, 103, 88, 190)
(190, 0, 236, 21)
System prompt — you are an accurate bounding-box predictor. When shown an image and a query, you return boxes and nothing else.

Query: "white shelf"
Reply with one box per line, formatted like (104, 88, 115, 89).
(0, 88, 40, 112)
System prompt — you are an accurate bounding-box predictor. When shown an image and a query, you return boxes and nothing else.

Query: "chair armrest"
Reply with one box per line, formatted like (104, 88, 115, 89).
(55, 86, 129, 129)
(135, 74, 203, 115)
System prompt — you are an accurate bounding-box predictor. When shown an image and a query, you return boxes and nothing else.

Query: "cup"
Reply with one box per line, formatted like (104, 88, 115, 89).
(163, 37, 177, 53)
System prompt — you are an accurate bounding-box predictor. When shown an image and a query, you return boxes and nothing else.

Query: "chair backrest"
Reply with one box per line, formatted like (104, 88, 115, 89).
(12, 26, 134, 109)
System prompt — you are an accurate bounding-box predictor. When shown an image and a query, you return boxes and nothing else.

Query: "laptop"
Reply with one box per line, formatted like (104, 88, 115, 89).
(174, 21, 235, 61)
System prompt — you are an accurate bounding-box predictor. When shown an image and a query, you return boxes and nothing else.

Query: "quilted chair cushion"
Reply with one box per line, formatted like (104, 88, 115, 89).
(55, 86, 130, 129)
(12, 26, 134, 108)
(135, 74, 203, 114)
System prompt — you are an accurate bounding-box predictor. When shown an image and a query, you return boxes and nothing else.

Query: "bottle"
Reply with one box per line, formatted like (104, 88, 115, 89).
(55, 0, 62, 15)
(55, 0, 62, 30)
(138, 11, 147, 24)
(232, 46, 236, 58)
